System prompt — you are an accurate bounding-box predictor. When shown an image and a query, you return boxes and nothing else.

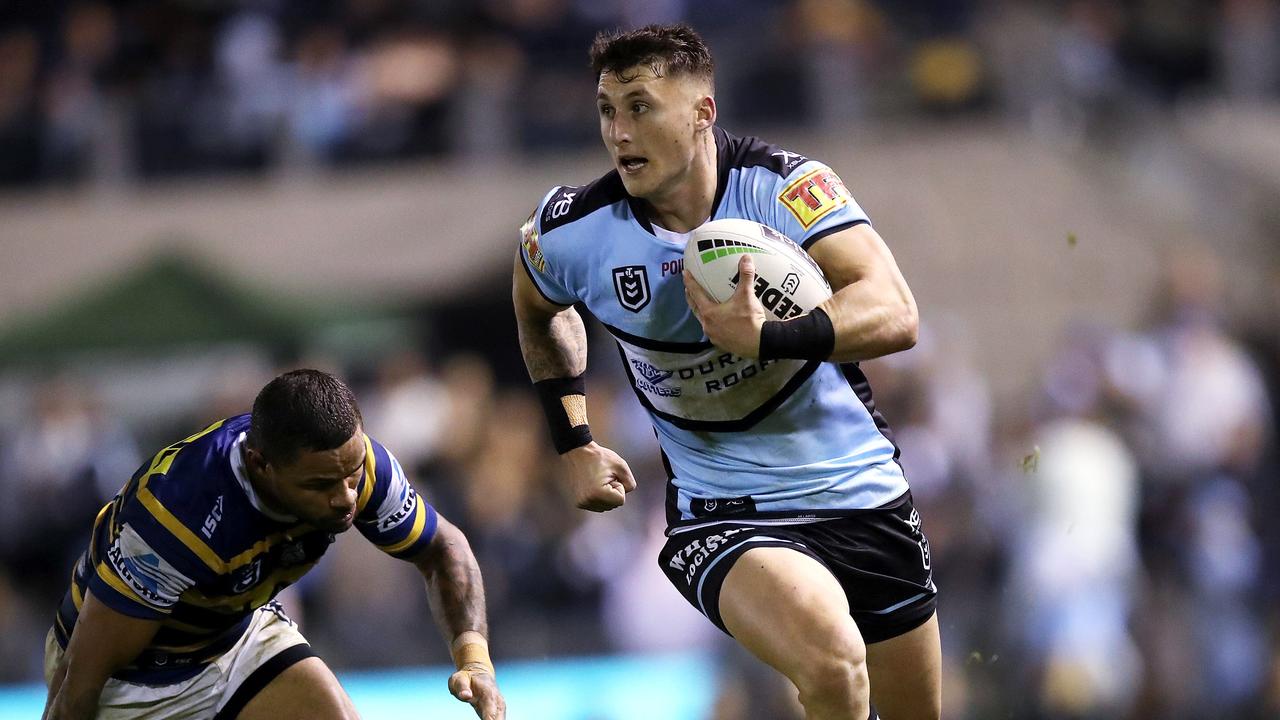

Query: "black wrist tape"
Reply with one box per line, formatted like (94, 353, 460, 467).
(533, 375, 593, 454)
(759, 307, 836, 360)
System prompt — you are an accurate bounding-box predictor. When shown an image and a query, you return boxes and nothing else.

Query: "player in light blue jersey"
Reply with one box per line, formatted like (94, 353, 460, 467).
(513, 24, 939, 720)
(43, 370, 505, 720)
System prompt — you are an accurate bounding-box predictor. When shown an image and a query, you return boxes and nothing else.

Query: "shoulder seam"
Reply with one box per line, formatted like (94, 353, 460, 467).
(539, 171, 629, 233)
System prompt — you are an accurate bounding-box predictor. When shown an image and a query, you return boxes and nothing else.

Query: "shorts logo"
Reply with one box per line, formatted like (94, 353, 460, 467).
(520, 210, 546, 274)
(907, 508, 931, 571)
(779, 167, 852, 229)
(612, 265, 651, 313)
(666, 528, 747, 585)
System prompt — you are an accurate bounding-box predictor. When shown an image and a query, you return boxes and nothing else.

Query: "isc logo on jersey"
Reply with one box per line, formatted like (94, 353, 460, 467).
(779, 167, 852, 229)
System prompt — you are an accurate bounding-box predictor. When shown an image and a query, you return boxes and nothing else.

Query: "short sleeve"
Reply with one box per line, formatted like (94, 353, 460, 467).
(767, 162, 871, 250)
(355, 438, 438, 559)
(518, 188, 579, 306)
(89, 518, 199, 620)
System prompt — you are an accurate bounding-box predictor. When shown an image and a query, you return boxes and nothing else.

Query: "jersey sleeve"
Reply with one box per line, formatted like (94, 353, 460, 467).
(354, 437, 438, 559)
(517, 186, 579, 306)
(89, 498, 205, 620)
(764, 160, 871, 250)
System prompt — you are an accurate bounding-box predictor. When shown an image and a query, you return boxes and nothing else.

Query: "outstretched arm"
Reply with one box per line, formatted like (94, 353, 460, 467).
(512, 254, 636, 511)
(43, 591, 160, 720)
(412, 515, 505, 720)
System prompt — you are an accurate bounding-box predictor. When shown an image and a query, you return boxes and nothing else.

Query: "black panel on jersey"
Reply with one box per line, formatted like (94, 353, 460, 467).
(659, 447, 680, 528)
(839, 363, 901, 461)
(710, 126, 810, 218)
(540, 173, 629, 234)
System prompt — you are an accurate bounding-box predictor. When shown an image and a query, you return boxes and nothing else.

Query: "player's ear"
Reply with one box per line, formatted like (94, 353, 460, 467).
(243, 445, 271, 476)
(694, 93, 716, 132)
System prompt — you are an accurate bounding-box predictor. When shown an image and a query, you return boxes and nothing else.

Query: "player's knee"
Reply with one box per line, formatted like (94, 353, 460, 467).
(793, 644, 869, 709)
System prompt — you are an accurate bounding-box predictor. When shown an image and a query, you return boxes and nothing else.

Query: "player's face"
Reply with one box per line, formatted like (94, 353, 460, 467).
(264, 430, 366, 533)
(597, 66, 710, 200)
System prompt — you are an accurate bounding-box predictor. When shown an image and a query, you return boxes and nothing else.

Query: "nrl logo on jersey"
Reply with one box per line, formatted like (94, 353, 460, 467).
(612, 265, 651, 312)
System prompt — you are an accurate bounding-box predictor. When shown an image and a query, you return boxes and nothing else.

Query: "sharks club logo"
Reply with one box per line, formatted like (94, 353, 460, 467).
(612, 265, 651, 312)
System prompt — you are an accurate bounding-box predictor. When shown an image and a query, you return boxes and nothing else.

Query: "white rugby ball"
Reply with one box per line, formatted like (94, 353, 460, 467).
(684, 218, 832, 321)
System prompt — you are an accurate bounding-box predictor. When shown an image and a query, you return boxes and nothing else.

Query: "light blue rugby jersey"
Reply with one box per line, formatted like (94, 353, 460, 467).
(519, 127, 909, 528)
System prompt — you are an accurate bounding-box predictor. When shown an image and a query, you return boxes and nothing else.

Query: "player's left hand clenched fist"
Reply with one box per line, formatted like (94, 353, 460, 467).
(561, 442, 637, 512)
(449, 665, 506, 720)
(684, 255, 768, 359)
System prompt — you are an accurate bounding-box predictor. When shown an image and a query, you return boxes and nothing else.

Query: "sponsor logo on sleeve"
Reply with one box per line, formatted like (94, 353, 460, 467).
(379, 487, 418, 531)
(778, 167, 852, 229)
(612, 265, 651, 312)
(107, 542, 169, 606)
(520, 210, 547, 273)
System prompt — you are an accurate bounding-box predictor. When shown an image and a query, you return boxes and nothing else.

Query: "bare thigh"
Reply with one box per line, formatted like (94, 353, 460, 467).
(865, 612, 942, 720)
(718, 546, 867, 688)
(234, 657, 360, 720)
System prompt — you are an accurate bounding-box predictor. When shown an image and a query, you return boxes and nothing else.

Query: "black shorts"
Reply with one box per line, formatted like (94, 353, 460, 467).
(657, 493, 936, 645)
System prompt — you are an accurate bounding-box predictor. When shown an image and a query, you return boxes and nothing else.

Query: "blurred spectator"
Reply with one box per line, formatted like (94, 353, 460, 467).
(0, 377, 140, 680)
(0, 28, 43, 185)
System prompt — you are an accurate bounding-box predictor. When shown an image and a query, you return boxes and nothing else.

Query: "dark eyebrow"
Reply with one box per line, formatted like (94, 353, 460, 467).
(597, 88, 653, 102)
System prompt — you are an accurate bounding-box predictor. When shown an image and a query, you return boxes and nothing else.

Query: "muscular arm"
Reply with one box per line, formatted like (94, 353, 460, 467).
(411, 515, 506, 718)
(512, 253, 587, 381)
(412, 515, 488, 644)
(512, 251, 636, 512)
(44, 590, 160, 720)
(809, 223, 918, 363)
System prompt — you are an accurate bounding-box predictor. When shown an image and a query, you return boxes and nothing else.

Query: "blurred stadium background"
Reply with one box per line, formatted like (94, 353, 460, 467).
(1, 1, 1279, 718)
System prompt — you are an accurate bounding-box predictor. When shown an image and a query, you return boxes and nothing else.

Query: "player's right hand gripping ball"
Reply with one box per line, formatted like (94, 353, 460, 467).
(684, 219, 832, 320)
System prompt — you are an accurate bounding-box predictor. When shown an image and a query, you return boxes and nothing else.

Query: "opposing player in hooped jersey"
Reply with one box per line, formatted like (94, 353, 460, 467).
(43, 370, 505, 720)
(513, 24, 939, 720)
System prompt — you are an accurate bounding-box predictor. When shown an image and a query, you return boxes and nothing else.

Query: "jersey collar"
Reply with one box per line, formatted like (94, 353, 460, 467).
(229, 432, 297, 523)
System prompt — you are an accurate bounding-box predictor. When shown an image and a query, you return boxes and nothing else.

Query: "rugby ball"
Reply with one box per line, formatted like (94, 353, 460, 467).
(684, 218, 832, 321)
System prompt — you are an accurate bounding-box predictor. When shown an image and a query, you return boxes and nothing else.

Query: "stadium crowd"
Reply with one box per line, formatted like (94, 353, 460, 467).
(1, 0, 1277, 185)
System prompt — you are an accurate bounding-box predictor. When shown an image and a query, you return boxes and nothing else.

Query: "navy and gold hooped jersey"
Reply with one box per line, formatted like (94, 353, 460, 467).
(54, 414, 436, 684)
(519, 127, 910, 528)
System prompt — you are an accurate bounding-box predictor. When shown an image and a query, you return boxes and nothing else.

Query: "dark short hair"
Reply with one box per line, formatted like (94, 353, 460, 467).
(589, 23, 714, 86)
(247, 369, 362, 464)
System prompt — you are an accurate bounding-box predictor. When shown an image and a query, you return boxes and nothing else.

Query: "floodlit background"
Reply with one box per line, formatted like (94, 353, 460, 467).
(2, 1, 1279, 718)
